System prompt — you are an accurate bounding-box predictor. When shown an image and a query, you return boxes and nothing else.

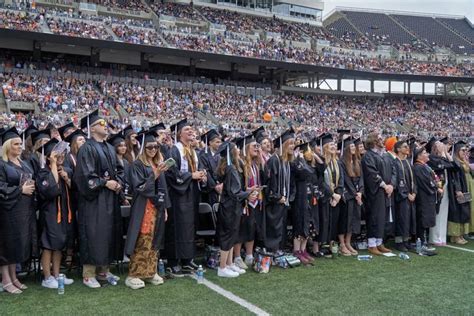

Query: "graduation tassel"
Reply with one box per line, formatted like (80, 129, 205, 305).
(139, 133, 145, 155)
(226, 143, 231, 166)
(87, 116, 90, 139)
(205, 136, 208, 154)
(340, 139, 345, 157)
(40, 146, 45, 169)
(243, 138, 246, 156)
(279, 137, 282, 156)
(22, 132, 25, 150)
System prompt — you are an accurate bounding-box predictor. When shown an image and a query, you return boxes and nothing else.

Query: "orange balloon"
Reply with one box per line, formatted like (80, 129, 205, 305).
(263, 113, 272, 122)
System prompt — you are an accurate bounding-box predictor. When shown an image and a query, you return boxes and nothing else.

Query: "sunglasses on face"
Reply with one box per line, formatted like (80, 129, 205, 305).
(93, 120, 107, 127)
(145, 145, 159, 150)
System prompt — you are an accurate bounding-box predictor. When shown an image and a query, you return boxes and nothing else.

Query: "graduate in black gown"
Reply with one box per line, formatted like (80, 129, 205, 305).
(361, 133, 394, 256)
(447, 141, 471, 244)
(382, 136, 398, 239)
(0, 128, 35, 294)
(320, 134, 344, 255)
(149, 122, 170, 159)
(108, 132, 131, 196)
(164, 119, 206, 275)
(58, 122, 76, 141)
(215, 141, 257, 278)
(393, 140, 417, 252)
(307, 137, 331, 256)
(199, 129, 223, 208)
(20, 123, 38, 163)
(233, 134, 264, 269)
(73, 110, 124, 288)
(124, 131, 171, 290)
(63, 129, 87, 265)
(413, 147, 439, 245)
(36, 138, 75, 289)
(291, 142, 318, 264)
(340, 138, 364, 256)
(29, 128, 52, 174)
(263, 129, 295, 252)
(123, 125, 139, 164)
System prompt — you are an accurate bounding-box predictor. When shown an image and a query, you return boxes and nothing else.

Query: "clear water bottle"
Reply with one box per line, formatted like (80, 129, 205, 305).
(58, 274, 65, 295)
(331, 244, 339, 258)
(107, 275, 118, 286)
(158, 259, 165, 276)
(357, 255, 372, 261)
(399, 252, 410, 260)
(416, 238, 422, 254)
(197, 265, 204, 284)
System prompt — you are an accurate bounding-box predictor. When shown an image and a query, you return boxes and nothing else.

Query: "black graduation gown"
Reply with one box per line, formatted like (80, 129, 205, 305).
(307, 162, 331, 239)
(447, 159, 471, 224)
(393, 158, 417, 237)
(0, 160, 35, 265)
(164, 145, 200, 260)
(199, 150, 221, 207)
(263, 155, 295, 251)
(362, 150, 388, 239)
(124, 160, 170, 256)
(63, 153, 79, 249)
(239, 162, 264, 243)
(341, 160, 364, 235)
(37, 166, 74, 251)
(428, 155, 454, 213)
(73, 139, 124, 266)
(325, 160, 344, 240)
(414, 163, 437, 229)
(218, 165, 250, 251)
(291, 157, 314, 238)
(382, 152, 398, 236)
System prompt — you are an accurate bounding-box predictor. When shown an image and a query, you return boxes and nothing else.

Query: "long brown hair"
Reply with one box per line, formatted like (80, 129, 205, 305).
(280, 139, 294, 163)
(243, 143, 263, 188)
(217, 146, 242, 178)
(342, 144, 361, 178)
(124, 133, 139, 163)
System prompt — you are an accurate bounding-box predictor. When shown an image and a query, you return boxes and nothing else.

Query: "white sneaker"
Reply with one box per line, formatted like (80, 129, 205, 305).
(234, 257, 248, 270)
(56, 275, 74, 285)
(217, 267, 239, 278)
(244, 255, 254, 266)
(229, 264, 246, 274)
(42, 276, 59, 289)
(83, 277, 101, 289)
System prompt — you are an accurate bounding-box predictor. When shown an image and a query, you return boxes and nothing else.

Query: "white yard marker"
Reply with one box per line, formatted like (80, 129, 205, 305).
(189, 275, 270, 316)
(445, 245, 474, 253)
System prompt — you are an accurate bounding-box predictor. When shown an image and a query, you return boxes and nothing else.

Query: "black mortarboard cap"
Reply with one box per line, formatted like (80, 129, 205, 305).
(201, 129, 221, 143)
(252, 126, 266, 144)
(320, 133, 333, 147)
(107, 131, 125, 147)
(36, 138, 59, 157)
(295, 142, 311, 152)
(22, 124, 38, 139)
(137, 130, 158, 155)
(58, 122, 76, 140)
(64, 129, 86, 144)
(149, 123, 166, 133)
(31, 129, 51, 145)
(453, 140, 468, 154)
(170, 118, 189, 141)
(273, 128, 295, 149)
(439, 136, 448, 144)
(425, 136, 437, 154)
(123, 125, 136, 138)
(79, 109, 101, 130)
(1, 127, 20, 144)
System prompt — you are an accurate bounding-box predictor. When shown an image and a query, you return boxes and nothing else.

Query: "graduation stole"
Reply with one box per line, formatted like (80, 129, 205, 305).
(175, 142, 198, 173)
(57, 179, 72, 224)
(325, 159, 340, 193)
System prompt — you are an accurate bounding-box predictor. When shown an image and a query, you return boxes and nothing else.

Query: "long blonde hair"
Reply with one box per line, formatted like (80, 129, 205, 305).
(2, 138, 20, 162)
(280, 139, 294, 163)
(323, 142, 340, 191)
(243, 143, 263, 187)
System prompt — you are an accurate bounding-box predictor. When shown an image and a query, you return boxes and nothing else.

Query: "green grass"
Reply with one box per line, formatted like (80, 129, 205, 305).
(1, 246, 473, 315)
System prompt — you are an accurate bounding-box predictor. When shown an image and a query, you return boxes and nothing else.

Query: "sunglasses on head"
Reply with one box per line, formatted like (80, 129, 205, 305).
(145, 145, 159, 150)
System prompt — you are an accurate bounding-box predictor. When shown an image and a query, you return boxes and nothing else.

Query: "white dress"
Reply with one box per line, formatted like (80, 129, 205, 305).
(429, 170, 449, 245)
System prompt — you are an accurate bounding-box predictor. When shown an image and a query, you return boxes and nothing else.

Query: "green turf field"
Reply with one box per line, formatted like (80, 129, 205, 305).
(1, 245, 473, 315)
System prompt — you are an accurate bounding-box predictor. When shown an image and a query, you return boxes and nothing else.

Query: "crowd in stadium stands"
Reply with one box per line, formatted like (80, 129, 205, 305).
(150, 2, 202, 20)
(1, 71, 472, 140)
(198, 6, 257, 34)
(89, 0, 150, 12)
(0, 10, 41, 32)
(47, 17, 114, 40)
(112, 25, 163, 45)
(0, 6, 471, 77)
